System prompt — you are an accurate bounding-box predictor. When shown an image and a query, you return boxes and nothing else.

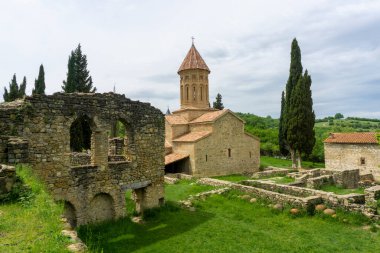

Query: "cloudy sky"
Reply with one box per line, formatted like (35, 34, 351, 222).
(0, 0, 379, 118)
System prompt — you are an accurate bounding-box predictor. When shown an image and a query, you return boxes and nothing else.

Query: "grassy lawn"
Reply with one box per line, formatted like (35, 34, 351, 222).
(164, 179, 216, 201)
(261, 156, 325, 169)
(261, 176, 295, 184)
(212, 174, 251, 182)
(320, 185, 365, 195)
(78, 180, 380, 253)
(0, 166, 69, 253)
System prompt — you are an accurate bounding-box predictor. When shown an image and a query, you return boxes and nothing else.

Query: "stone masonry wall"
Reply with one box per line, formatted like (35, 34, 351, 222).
(192, 113, 260, 177)
(324, 143, 380, 181)
(0, 93, 165, 225)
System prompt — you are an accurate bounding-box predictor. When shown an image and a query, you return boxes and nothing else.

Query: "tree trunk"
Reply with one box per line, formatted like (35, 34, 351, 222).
(290, 148, 297, 169)
(297, 151, 302, 169)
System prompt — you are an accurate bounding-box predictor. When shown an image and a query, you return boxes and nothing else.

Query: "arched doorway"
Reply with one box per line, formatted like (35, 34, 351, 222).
(63, 201, 77, 228)
(89, 193, 115, 222)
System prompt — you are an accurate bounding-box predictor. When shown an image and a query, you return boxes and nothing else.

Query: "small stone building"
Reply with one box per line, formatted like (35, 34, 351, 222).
(165, 43, 260, 177)
(0, 93, 165, 226)
(324, 132, 380, 181)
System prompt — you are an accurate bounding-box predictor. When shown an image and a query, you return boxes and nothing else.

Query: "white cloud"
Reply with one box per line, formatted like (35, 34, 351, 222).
(0, 0, 379, 118)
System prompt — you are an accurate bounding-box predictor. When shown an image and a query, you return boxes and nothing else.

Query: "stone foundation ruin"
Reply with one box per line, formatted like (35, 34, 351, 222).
(0, 93, 165, 226)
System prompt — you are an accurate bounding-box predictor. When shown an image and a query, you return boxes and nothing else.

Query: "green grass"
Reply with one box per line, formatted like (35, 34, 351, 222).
(0, 166, 69, 253)
(164, 179, 216, 201)
(261, 176, 295, 184)
(212, 174, 251, 182)
(260, 155, 325, 169)
(78, 183, 380, 253)
(320, 185, 365, 195)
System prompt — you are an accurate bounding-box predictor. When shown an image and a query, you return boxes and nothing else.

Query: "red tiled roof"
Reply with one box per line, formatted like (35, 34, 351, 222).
(178, 44, 210, 73)
(173, 131, 212, 142)
(190, 109, 228, 123)
(165, 141, 172, 148)
(165, 153, 189, 165)
(324, 132, 378, 144)
(165, 115, 188, 125)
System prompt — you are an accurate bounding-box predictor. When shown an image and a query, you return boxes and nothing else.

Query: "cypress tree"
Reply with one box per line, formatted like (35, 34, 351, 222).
(283, 38, 303, 168)
(213, 93, 224, 110)
(62, 44, 96, 93)
(32, 64, 45, 95)
(278, 91, 288, 156)
(286, 70, 315, 168)
(19, 76, 27, 98)
(3, 74, 22, 102)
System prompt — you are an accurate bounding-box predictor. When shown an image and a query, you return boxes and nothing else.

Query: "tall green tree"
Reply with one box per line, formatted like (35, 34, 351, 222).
(62, 44, 96, 93)
(32, 64, 45, 95)
(3, 74, 25, 102)
(286, 70, 315, 168)
(19, 76, 27, 98)
(283, 38, 303, 168)
(278, 91, 288, 156)
(213, 93, 224, 110)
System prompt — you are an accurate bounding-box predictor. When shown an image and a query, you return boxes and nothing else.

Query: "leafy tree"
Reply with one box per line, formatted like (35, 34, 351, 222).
(32, 64, 45, 95)
(283, 38, 303, 168)
(213, 93, 224, 110)
(278, 91, 288, 156)
(334, 113, 344, 119)
(3, 74, 26, 102)
(62, 44, 96, 93)
(286, 71, 315, 168)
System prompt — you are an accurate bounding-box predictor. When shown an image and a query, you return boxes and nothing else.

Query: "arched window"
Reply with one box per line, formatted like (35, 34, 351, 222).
(200, 85, 203, 101)
(70, 115, 93, 152)
(193, 86, 196, 100)
(228, 148, 231, 157)
(180, 85, 183, 102)
(186, 85, 189, 101)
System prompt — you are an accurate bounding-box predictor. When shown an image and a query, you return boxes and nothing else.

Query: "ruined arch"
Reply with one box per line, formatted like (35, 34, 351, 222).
(63, 201, 77, 228)
(89, 193, 115, 222)
(109, 118, 136, 162)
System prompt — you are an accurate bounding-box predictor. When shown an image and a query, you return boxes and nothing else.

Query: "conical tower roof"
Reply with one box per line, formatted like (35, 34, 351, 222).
(178, 43, 210, 74)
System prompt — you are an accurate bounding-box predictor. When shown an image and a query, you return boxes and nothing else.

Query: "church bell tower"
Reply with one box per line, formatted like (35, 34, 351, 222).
(178, 42, 210, 109)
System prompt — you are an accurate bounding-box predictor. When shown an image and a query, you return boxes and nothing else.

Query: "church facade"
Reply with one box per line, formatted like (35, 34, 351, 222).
(164, 43, 260, 177)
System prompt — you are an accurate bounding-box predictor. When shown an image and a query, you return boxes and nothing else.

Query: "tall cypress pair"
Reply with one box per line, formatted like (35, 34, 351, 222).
(279, 38, 315, 169)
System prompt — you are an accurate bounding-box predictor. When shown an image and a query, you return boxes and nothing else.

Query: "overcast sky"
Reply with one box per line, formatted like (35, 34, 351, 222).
(0, 0, 379, 118)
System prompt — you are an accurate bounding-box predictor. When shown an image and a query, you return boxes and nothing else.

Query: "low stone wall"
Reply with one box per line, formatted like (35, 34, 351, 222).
(0, 164, 17, 199)
(332, 169, 360, 189)
(245, 179, 369, 213)
(0, 137, 29, 164)
(252, 167, 290, 179)
(306, 175, 333, 189)
(364, 185, 380, 217)
(166, 173, 194, 180)
(70, 152, 91, 166)
(197, 178, 322, 210)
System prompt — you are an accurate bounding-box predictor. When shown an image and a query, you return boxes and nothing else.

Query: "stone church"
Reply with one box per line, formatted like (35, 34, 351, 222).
(164, 43, 260, 177)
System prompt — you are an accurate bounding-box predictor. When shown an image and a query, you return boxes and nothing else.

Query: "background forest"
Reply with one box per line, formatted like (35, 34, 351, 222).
(237, 113, 380, 162)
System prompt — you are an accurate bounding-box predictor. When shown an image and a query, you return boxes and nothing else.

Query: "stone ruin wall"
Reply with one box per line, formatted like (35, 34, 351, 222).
(324, 143, 380, 181)
(0, 93, 165, 226)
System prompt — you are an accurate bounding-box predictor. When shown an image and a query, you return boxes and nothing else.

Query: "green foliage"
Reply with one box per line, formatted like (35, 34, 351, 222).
(278, 91, 288, 156)
(3, 74, 26, 102)
(32, 64, 46, 95)
(212, 93, 224, 110)
(212, 174, 251, 182)
(334, 113, 344, 119)
(320, 185, 365, 195)
(62, 44, 96, 93)
(0, 165, 69, 252)
(286, 70, 315, 156)
(260, 155, 324, 169)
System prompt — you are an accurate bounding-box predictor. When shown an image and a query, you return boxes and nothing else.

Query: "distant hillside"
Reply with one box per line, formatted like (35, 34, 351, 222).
(236, 113, 380, 162)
